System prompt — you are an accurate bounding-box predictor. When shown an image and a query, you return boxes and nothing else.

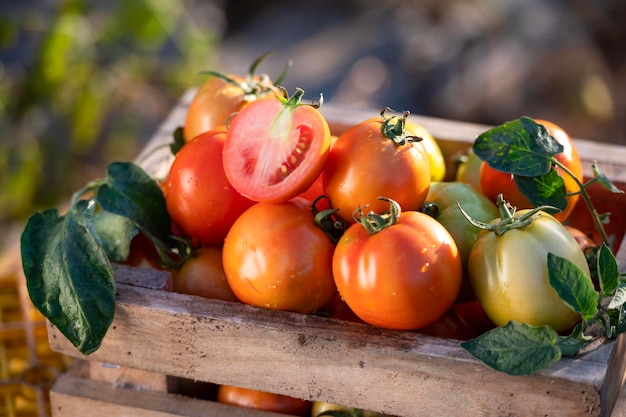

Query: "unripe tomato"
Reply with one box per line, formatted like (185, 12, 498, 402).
(479, 119, 583, 222)
(406, 121, 446, 182)
(333, 203, 461, 330)
(311, 401, 390, 417)
(468, 209, 592, 332)
(454, 148, 483, 192)
(423, 182, 499, 301)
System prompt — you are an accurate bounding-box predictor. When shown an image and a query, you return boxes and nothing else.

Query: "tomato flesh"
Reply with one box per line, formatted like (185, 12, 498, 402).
(223, 97, 330, 203)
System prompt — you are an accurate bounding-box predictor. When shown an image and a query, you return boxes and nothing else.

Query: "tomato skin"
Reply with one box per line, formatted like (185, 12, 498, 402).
(217, 385, 311, 416)
(184, 74, 279, 142)
(165, 128, 256, 246)
(222, 199, 336, 314)
(424, 182, 499, 301)
(223, 96, 331, 203)
(333, 210, 461, 330)
(311, 401, 388, 417)
(468, 210, 592, 332)
(454, 148, 483, 192)
(323, 117, 431, 224)
(406, 121, 446, 182)
(172, 246, 239, 302)
(565, 225, 598, 250)
(479, 119, 583, 222)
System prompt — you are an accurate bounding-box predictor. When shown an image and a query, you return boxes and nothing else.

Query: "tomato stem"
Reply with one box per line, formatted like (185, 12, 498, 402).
(457, 194, 559, 236)
(551, 158, 611, 245)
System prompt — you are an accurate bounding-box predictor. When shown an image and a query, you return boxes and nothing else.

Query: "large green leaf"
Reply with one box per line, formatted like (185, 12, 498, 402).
(547, 253, 598, 320)
(473, 117, 563, 177)
(96, 162, 171, 244)
(20, 201, 115, 355)
(461, 321, 561, 375)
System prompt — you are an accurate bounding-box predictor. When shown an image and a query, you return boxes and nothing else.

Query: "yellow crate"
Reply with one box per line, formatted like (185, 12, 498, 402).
(0, 243, 71, 417)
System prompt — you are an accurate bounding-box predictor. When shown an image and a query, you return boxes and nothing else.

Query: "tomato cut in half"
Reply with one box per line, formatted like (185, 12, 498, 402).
(223, 89, 331, 203)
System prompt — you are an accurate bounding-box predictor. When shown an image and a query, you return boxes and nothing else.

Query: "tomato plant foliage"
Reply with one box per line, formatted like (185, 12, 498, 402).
(21, 162, 183, 354)
(463, 117, 626, 375)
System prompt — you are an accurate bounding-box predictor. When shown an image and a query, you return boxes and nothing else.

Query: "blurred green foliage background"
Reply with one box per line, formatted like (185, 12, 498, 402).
(0, 0, 222, 250)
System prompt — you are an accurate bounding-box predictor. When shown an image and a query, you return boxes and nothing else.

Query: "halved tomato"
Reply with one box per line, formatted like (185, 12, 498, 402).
(223, 89, 331, 203)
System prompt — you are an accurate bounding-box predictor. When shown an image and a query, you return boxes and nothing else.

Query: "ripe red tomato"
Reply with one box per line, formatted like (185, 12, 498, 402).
(165, 128, 256, 246)
(172, 246, 239, 302)
(323, 113, 431, 224)
(123, 233, 162, 270)
(333, 202, 462, 330)
(217, 385, 311, 417)
(222, 199, 336, 314)
(184, 73, 280, 142)
(479, 119, 583, 222)
(223, 91, 331, 203)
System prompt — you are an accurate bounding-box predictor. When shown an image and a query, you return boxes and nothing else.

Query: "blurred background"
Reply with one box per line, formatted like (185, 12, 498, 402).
(1, 0, 625, 253)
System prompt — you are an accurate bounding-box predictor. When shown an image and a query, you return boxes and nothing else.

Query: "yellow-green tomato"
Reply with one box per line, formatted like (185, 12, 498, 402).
(454, 148, 482, 192)
(468, 210, 592, 333)
(424, 181, 499, 301)
(406, 121, 446, 182)
(311, 401, 390, 417)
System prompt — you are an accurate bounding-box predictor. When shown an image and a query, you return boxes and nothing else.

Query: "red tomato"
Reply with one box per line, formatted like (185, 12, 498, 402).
(333, 203, 462, 330)
(323, 113, 431, 224)
(172, 246, 239, 302)
(479, 119, 583, 222)
(165, 128, 256, 246)
(223, 91, 331, 203)
(217, 385, 311, 417)
(123, 233, 162, 270)
(184, 73, 280, 142)
(222, 199, 336, 314)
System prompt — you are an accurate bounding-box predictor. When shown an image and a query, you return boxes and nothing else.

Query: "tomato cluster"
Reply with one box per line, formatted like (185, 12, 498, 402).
(147, 60, 596, 365)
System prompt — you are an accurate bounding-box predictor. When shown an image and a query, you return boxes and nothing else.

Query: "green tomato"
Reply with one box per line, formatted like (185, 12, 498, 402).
(423, 181, 499, 301)
(468, 209, 592, 332)
(454, 148, 482, 192)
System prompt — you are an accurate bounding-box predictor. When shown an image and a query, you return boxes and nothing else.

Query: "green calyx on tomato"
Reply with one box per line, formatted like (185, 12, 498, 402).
(201, 51, 290, 104)
(379, 107, 422, 146)
(352, 197, 400, 235)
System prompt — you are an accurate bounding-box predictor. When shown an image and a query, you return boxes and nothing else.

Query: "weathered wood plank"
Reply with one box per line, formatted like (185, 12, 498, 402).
(47, 262, 626, 417)
(51, 360, 298, 417)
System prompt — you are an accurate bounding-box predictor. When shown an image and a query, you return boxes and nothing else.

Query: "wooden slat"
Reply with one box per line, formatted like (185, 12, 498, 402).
(47, 261, 626, 417)
(51, 361, 298, 417)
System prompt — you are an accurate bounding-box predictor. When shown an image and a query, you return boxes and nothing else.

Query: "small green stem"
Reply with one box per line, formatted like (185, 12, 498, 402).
(552, 158, 611, 245)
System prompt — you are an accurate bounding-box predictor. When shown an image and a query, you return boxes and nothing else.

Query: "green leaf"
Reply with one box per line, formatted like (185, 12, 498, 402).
(92, 210, 138, 263)
(592, 163, 625, 194)
(20, 201, 115, 355)
(547, 253, 598, 320)
(598, 243, 619, 296)
(608, 282, 626, 310)
(473, 117, 563, 177)
(556, 335, 585, 356)
(514, 170, 567, 211)
(460, 321, 561, 375)
(96, 162, 171, 244)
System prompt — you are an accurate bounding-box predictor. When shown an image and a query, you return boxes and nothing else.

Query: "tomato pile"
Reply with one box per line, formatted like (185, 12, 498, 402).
(21, 55, 626, 389)
(157, 59, 604, 346)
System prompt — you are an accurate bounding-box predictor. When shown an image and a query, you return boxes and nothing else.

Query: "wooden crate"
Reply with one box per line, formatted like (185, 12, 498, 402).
(47, 90, 626, 417)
